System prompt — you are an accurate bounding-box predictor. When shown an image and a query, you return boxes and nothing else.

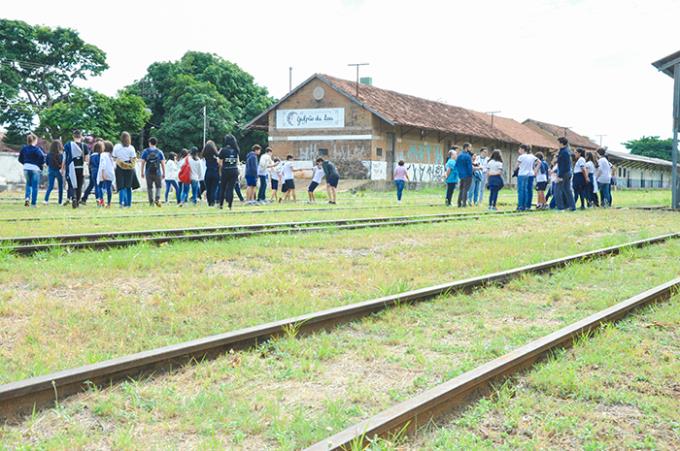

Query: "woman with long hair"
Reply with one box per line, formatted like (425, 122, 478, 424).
(18, 133, 45, 207)
(486, 149, 504, 210)
(572, 147, 589, 209)
(218, 134, 240, 210)
(203, 141, 220, 206)
(586, 151, 599, 207)
(112, 131, 136, 207)
(44, 139, 64, 205)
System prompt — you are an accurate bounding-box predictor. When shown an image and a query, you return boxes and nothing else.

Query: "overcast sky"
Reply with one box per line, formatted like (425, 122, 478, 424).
(4, 0, 679, 151)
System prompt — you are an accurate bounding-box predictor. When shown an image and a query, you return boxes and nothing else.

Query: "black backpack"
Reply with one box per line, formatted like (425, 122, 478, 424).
(146, 149, 160, 172)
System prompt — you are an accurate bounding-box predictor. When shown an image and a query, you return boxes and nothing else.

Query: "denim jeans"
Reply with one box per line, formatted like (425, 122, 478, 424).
(118, 187, 132, 207)
(487, 175, 503, 208)
(99, 180, 112, 205)
(598, 182, 611, 207)
(165, 180, 180, 203)
(182, 181, 199, 204)
(395, 179, 405, 200)
(517, 175, 534, 210)
(45, 168, 63, 204)
(445, 182, 457, 205)
(24, 169, 40, 205)
(467, 175, 482, 205)
(258, 175, 268, 201)
(81, 171, 97, 202)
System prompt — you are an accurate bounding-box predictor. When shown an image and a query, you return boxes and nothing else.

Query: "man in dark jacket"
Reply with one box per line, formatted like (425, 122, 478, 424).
(245, 144, 261, 204)
(455, 143, 474, 207)
(555, 137, 576, 211)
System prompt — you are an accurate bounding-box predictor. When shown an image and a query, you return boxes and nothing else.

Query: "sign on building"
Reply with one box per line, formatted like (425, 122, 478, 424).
(276, 108, 345, 129)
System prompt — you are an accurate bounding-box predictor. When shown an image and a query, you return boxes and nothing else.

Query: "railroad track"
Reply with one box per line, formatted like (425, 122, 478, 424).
(0, 231, 676, 421)
(308, 278, 680, 450)
(0, 210, 526, 255)
(0, 201, 446, 223)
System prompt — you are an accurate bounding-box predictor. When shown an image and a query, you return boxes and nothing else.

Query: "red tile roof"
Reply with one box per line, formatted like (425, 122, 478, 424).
(471, 112, 558, 150)
(523, 119, 598, 150)
(318, 74, 518, 143)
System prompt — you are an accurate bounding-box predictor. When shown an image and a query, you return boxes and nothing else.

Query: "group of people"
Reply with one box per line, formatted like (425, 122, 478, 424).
(17, 130, 341, 209)
(394, 138, 615, 212)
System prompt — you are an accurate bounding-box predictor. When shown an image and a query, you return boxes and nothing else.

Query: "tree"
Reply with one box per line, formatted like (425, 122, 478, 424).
(0, 19, 108, 144)
(38, 88, 150, 142)
(623, 136, 673, 161)
(127, 51, 275, 153)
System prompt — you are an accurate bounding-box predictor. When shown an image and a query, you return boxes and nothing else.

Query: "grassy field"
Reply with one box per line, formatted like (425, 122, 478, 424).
(413, 298, 680, 450)
(0, 189, 677, 449)
(1, 238, 678, 448)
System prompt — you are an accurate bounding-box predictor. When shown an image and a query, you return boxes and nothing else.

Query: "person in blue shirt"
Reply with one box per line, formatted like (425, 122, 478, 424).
(140, 137, 166, 207)
(454, 143, 473, 207)
(554, 137, 576, 211)
(244, 144, 261, 205)
(18, 133, 46, 207)
(444, 148, 459, 206)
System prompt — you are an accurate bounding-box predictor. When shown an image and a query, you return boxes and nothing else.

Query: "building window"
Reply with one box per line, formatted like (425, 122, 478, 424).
(376, 148, 383, 157)
(318, 148, 329, 156)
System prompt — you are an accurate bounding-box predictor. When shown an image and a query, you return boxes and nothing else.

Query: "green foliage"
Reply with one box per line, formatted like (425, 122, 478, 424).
(127, 51, 275, 153)
(622, 136, 673, 161)
(0, 19, 108, 143)
(38, 88, 150, 142)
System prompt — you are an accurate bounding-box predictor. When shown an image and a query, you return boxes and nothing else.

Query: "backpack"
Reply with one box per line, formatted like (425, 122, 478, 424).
(146, 149, 160, 173)
(178, 157, 191, 184)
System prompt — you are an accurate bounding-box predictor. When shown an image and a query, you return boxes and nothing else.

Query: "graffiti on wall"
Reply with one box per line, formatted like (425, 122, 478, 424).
(395, 143, 444, 165)
(298, 142, 370, 161)
(369, 161, 387, 181)
(407, 163, 445, 183)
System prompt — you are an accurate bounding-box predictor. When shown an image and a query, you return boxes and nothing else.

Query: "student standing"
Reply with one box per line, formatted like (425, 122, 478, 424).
(179, 148, 201, 205)
(467, 153, 483, 206)
(258, 147, 274, 203)
(596, 148, 612, 207)
(486, 149, 504, 210)
(140, 137, 165, 207)
(455, 143, 473, 207)
(164, 152, 180, 204)
(197, 147, 207, 204)
(572, 148, 589, 209)
(534, 152, 549, 209)
(18, 133, 45, 207)
(585, 152, 599, 207)
(319, 157, 340, 204)
(308, 159, 324, 203)
(97, 141, 115, 207)
(44, 139, 64, 205)
(80, 140, 100, 205)
(555, 137, 576, 211)
(218, 134, 240, 210)
(245, 144, 261, 204)
(444, 148, 459, 206)
(515, 144, 538, 211)
(281, 155, 298, 202)
(112, 131, 137, 208)
(270, 157, 281, 203)
(477, 148, 489, 204)
(202, 141, 220, 207)
(393, 160, 409, 203)
(63, 129, 88, 208)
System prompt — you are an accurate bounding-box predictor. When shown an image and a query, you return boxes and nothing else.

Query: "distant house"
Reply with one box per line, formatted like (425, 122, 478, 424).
(606, 150, 672, 189)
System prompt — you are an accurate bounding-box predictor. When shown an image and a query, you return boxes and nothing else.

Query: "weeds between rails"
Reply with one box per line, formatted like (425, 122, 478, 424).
(1, 232, 676, 421)
(0, 210, 530, 255)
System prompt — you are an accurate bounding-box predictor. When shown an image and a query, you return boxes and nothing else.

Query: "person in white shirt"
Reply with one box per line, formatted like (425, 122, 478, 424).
(486, 149, 504, 210)
(585, 151, 599, 207)
(257, 147, 274, 203)
(595, 148, 612, 207)
(280, 154, 300, 202)
(164, 152, 180, 204)
(514, 144, 538, 211)
(572, 147, 589, 209)
(534, 152, 549, 209)
(307, 160, 325, 203)
(477, 147, 489, 204)
(112, 132, 137, 208)
(95, 141, 115, 208)
(270, 157, 282, 203)
(179, 148, 202, 206)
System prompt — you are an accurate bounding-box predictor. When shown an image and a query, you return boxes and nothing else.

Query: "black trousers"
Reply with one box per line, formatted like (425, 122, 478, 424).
(219, 169, 239, 209)
(205, 173, 219, 206)
(67, 167, 84, 206)
(445, 182, 457, 205)
(458, 177, 471, 207)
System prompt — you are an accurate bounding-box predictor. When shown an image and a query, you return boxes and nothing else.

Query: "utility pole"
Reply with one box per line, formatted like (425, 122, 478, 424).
(485, 110, 501, 127)
(348, 63, 369, 97)
(202, 105, 207, 148)
(289, 67, 293, 92)
(594, 134, 607, 147)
